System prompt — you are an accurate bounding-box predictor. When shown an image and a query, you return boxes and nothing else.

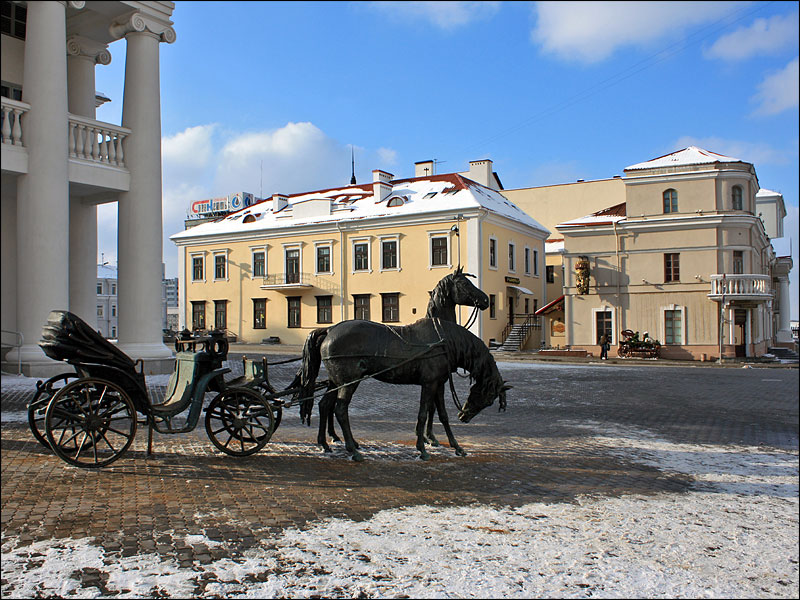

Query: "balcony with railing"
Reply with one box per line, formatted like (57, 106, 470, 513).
(1, 97, 130, 192)
(708, 274, 771, 302)
(260, 272, 340, 293)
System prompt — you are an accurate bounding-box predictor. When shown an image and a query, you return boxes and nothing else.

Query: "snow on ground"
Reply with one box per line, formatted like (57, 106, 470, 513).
(2, 416, 797, 598)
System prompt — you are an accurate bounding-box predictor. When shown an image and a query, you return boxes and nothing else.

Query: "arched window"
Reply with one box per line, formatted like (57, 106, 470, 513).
(732, 185, 743, 210)
(663, 189, 678, 213)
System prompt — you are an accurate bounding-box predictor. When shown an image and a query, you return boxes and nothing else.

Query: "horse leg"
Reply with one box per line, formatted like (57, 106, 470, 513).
(415, 386, 434, 460)
(327, 405, 342, 443)
(333, 383, 363, 461)
(316, 386, 336, 453)
(434, 382, 467, 457)
(424, 402, 439, 447)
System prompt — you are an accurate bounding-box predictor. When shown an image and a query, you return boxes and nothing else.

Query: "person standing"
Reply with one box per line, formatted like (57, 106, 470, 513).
(600, 334, 609, 360)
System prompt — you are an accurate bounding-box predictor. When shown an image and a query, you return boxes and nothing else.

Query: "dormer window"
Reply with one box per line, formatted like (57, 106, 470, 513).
(732, 185, 743, 211)
(423, 192, 437, 199)
(243, 214, 256, 223)
(387, 196, 405, 207)
(663, 189, 678, 214)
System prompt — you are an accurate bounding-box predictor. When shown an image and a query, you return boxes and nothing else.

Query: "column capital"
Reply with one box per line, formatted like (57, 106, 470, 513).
(66, 35, 111, 65)
(109, 11, 176, 44)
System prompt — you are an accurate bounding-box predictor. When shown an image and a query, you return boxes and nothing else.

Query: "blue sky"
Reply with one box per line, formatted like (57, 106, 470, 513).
(94, 1, 799, 317)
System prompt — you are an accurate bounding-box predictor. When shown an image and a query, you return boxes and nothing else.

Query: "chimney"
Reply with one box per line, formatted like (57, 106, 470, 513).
(415, 160, 435, 178)
(373, 169, 393, 203)
(468, 159, 493, 188)
(272, 194, 288, 212)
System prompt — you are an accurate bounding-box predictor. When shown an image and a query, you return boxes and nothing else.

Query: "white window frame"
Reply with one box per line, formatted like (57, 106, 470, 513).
(379, 234, 401, 272)
(488, 236, 498, 270)
(250, 245, 267, 279)
(351, 237, 371, 273)
(661, 304, 687, 346)
(282, 242, 303, 282)
(524, 246, 531, 275)
(190, 252, 206, 283)
(97, 282, 103, 294)
(591, 306, 616, 345)
(508, 242, 516, 273)
(97, 304, 104, 317)
(314, 240, 334, 275)
(533, 248, 539, 277)
(428, 231, 450, 269)
(212, 250, 229, 282)
(111, 283, 117, 295)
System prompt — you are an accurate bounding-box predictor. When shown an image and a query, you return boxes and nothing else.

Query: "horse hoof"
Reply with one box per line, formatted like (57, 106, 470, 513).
(430, 439, 440, 447)
(351, 451, 364, 462)
(456, 449, 468, 457)
(331, 435, 341, 443)
(419, 452, 430, 461)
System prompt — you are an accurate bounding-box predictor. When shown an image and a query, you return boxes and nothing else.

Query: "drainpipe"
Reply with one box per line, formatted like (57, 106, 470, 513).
(337, 221, 347, 321)
(613, 220, 621, 344)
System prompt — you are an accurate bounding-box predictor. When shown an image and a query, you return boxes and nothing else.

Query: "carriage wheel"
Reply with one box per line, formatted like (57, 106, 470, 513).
(28, 373, 80, 449)
(44, 378, 137, 468)
(205, 388, 275, 456)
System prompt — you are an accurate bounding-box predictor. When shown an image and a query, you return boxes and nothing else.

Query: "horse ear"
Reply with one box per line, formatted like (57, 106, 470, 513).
(502, 382, 513, 391)
(454, 265, 463, 275)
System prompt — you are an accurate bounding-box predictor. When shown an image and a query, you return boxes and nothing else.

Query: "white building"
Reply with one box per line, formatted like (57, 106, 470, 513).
(1, 1, 176, 375)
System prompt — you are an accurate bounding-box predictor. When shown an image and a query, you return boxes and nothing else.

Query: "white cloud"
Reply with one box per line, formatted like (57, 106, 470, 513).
(752, 57, 800, 116)
(705, 13, 799, 61)
(368, 1, 500, 30)
(531, 1, 736, 64)
(672, 135, 789, 166)
(162, 124, 216, 170)
(377, 147, 398, 166)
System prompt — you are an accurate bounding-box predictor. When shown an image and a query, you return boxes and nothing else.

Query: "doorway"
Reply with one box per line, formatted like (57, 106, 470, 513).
(733, 309, 747, 357)
(508, 296, 515, 326)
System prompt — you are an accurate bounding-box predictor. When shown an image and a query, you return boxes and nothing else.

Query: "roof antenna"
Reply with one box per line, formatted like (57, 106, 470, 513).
(350, 146, 357, 185)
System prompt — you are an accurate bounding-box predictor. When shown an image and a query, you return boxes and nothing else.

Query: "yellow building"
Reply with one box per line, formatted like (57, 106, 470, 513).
(170, 163, 549, 347)
(505, 147, 792, 359)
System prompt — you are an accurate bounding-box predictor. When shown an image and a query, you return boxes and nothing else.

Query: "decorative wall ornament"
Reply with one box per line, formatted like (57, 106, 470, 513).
(109, 11, 177, 44)
(575, 256, 590, 295)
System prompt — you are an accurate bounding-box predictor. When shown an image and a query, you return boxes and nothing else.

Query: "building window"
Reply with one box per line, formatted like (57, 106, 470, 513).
(664, 253, 680, 282)
(252, 251, 265, 277)
(287, 296, 301, 328)
(111, 304, 116, 317)
(533, 249, 539, 276)
(381, 239, 397, 270)
(111, 283, 117, 295)
(546, 265, 555, 283)
(253, 299, 266, 329)
(1, 2, 26, 40)
(192, 256, 204, 281)
(489, 238, 497, 268)
(663, 189, 678, 214)
(354, 294, 370, 320)
(316, 245, 331, 274)
(191, 301, 206, 330)
(489, 294, 496, 319)
(431, 236, 448, 266)
(665, 309, 682, 344)
(508, 243, 515, 272)
(732, 185, 743, 211)
(285, 248, 300, 283)
(97, 282, 103, 294)
(524, 247, 531, 275)
(316, 295, 333, 323)
(111, 326, 116, 338)
(353, 242, 369, 271)
(0, 82, 23, 101)
(381, 293, 399, 322)
(214, 254, 227, 280)
(733, 251, 744, 274)
(595, 310, 613, 344)
(97, 305, 103, 317)
(214, 300, 227, 330)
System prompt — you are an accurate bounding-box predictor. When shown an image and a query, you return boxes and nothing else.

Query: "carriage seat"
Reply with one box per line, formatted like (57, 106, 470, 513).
(226, 355, 276, 394)
(150, 351, 229, 418)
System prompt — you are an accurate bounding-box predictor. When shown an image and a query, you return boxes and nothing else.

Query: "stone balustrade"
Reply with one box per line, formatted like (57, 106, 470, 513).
(68, 114, 130, 168)
(708, 274, 772, 302)
(1, 97, 29, 146)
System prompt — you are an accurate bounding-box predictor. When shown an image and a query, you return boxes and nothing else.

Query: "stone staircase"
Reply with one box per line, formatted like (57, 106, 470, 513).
(493, 324, 528, 352)
(767, 346, 799, 363)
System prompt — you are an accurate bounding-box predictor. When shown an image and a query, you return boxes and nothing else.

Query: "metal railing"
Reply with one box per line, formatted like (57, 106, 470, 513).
(500, 313, 541, 349)
(1, 329, 24, 375)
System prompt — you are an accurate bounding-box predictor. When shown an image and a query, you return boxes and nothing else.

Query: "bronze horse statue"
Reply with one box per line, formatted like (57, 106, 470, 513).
(302, 267, 490, 446)
(298, 317, 509, 461)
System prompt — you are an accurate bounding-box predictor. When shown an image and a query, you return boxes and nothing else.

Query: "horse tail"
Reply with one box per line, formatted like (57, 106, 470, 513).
(298, 327, 328, 425)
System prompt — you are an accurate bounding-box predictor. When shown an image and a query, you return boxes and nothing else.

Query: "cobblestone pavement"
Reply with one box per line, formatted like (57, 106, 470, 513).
(1, 356, 797, 589)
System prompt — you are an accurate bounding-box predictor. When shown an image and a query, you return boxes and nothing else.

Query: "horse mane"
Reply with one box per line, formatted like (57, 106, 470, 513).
(436, 319, 498, 386)
(425, 272, 456, 319)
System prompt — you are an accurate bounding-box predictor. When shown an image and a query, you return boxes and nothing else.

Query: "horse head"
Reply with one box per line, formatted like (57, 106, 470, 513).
(450, 268, 489, 310)
(458, 371, 511, 423)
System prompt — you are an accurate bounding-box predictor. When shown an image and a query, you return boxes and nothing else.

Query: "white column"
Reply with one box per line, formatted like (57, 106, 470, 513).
(112, 13, 176, 360)
(66, 36, 111, 328)
(776, 276, 793, 343)
(9, 1, 71, 364)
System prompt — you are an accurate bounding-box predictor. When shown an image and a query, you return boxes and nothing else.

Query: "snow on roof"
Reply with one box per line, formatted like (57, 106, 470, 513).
(545, 239, 564, 254)
(556, 202, 627, 228)
(171, 173, 548, 241)
(756, 188, 781, 198)
(624, 146, 745, 171)
(97, 264, 117, 279)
